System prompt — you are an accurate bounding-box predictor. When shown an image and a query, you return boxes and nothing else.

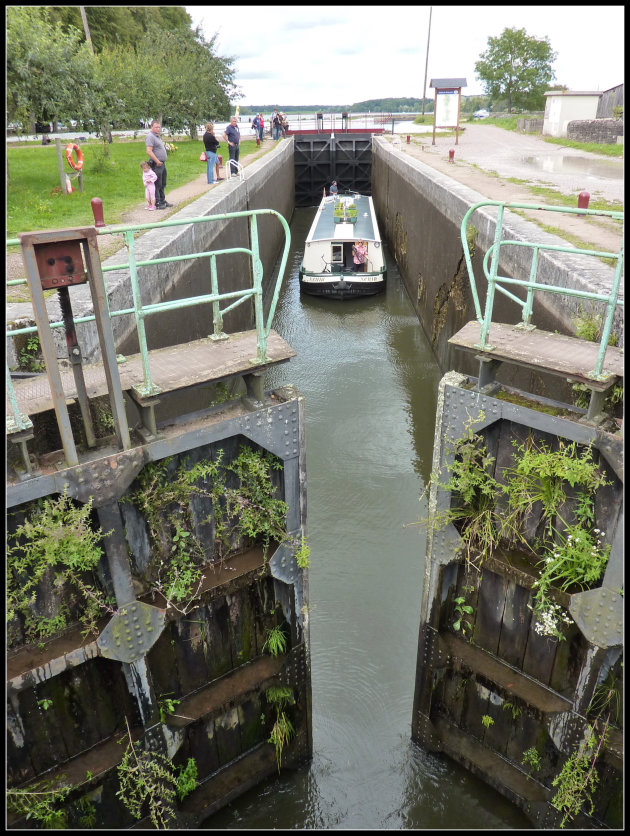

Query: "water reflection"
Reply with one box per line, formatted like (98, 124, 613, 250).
(521, 154, 623, 180)
(205, 208, 531, 829)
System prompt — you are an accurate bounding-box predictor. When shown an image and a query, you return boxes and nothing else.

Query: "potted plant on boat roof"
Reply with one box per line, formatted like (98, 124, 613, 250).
(346, 203, 358, 223)
(333, 202, 345, 223)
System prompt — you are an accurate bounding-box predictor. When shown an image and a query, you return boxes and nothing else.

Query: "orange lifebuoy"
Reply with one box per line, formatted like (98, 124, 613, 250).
(65, 143, 84, 171)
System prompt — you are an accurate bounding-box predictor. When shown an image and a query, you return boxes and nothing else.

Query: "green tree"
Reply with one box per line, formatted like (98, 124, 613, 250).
(475, 27, 557, 112)
(6, 6, 95, 132)
(142, 26, 236, 137)
(45, 6, 193, 52)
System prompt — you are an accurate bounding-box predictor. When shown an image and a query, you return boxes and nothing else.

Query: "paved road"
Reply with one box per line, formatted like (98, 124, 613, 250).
(390, 124, 623, 255)
(412, 123, 623, 203)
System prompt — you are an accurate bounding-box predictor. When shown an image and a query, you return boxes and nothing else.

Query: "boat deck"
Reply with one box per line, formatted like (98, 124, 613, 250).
(311, 195, 376, 242)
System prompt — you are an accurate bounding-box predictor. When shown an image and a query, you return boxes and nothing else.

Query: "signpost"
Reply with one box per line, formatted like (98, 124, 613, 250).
(430, 77, 467, 146)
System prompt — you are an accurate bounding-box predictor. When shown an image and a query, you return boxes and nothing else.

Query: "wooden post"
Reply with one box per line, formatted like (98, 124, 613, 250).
(56, 138, 69, 193)
(456, 87, 462, 145)
(77, 141, 83, 192)
(432, 89, 437, 145)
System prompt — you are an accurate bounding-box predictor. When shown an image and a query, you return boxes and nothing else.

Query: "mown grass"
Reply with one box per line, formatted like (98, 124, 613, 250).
(504, 177, 623, 213)
(6, 136, 260, 242)
(542, 136, 624, 157)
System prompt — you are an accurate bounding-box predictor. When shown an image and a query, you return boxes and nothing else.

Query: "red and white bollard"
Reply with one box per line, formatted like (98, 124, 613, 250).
(448, 149, 455, 162)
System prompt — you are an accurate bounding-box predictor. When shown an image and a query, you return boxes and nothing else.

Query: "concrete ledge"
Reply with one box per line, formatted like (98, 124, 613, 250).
(372, 137, 623, 345)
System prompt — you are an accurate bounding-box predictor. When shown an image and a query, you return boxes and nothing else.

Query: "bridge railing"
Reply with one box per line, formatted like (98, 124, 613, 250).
(6, 208, 291, 430)
(460, 200, 624, 380)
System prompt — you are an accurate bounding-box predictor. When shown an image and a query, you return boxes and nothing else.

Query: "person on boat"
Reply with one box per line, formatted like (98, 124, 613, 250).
(352, 240, 368, 272)
(329, 181, 338, 196)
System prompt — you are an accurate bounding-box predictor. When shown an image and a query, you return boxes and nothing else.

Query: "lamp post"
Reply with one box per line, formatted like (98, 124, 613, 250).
(421, 7, 432, 117)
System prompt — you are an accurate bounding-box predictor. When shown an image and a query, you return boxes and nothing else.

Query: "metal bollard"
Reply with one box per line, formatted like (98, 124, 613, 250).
(448, 149, 455, 162)
(578, 191, 590, 210)
(91, 197, 106, 228)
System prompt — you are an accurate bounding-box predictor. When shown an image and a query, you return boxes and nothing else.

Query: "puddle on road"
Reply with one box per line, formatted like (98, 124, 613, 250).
(521, 155, 623, 180)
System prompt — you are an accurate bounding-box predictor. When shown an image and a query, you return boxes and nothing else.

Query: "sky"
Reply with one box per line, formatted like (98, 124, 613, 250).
(185, 5, 624, 107)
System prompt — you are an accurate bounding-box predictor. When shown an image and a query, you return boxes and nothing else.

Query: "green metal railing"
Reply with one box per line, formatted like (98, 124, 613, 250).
(6, 209, 291, 430)
(460, 201, 624, 381)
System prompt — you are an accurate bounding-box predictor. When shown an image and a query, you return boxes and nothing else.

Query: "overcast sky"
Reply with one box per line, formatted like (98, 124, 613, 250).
(186, 5, 624, 107)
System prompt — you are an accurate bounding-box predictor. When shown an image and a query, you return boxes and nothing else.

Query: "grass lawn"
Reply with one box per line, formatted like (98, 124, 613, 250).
(6, 136, 260, 242)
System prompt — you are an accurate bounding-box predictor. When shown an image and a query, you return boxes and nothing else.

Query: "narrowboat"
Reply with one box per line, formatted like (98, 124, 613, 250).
(299, 193, 386, 299)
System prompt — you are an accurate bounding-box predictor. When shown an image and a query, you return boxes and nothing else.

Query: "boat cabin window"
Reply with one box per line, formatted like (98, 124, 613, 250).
(331, 244, 344, 264)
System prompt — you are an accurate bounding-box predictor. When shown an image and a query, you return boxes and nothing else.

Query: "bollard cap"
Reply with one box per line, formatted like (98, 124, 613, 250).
(90, 197, 106, 228)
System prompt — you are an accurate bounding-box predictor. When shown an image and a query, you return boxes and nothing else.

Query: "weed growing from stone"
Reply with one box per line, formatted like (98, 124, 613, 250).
(438, 412, 503, 568)
(452, 596, 474, 636)
(125, 446, 289, 613)
(7, 778, 72, 827)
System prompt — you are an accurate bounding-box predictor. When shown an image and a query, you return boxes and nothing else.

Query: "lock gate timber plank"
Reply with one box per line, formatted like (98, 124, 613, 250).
(8, 330, 296, 417)
(449, 321, 623, 390)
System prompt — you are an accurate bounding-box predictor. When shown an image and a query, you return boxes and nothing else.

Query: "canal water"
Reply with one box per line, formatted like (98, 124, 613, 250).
(206, 207, 532, 829)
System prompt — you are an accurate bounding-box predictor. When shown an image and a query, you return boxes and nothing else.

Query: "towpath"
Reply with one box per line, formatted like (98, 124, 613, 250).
(6, 138, 274, 290)
(6, 127, 623, 290)
(389, 124, 623, 254)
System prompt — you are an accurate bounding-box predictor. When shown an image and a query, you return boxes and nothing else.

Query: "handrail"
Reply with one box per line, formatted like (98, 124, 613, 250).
(460, 200, 624, 381)
(6, 209, 291, 427)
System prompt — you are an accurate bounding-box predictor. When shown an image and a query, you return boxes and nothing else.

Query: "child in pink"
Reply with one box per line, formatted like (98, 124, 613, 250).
(140, 160, 157, 209)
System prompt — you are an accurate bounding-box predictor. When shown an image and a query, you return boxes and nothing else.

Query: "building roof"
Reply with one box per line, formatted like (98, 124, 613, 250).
(430, 78, 467, 89)
(544, 90, 602, 97)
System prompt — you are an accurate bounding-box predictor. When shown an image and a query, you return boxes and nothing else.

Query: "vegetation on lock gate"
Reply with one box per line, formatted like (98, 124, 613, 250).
(6, 488, 115, 642)
(116, 721, 197, 829)
(264, 686, 296, 772)
(422, 407, 620, 826)
(422, 410, 614, 643)
(123, 445, 291, 613)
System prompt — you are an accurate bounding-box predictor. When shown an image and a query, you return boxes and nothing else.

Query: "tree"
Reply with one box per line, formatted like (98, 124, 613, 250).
(44, 6, 192, 52)
(141, 26, 236, 137)
(475, 27, 557, 113)
(6, 6, 96, 132)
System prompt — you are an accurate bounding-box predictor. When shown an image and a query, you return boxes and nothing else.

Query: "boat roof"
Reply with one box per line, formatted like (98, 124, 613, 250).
(309, 194, 379, 242)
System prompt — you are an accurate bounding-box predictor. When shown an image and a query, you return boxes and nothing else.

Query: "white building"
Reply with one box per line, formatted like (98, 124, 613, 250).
(543, 90, 601, 138)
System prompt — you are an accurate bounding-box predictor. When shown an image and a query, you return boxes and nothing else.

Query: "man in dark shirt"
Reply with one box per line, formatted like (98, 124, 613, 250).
(222, 116, 241, 177)
(145, 121, 173, 208)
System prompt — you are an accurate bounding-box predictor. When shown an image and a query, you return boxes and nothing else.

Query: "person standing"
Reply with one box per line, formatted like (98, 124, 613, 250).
(140, 160, 157, 209)
(272, 108, 281, 140)
(329, 180, 338, 196)
(145, 120, 173, 209)
(222, 115, 240, 177)
(258, 112, 265, 142)
(352, 240, 368, 272)
(202, 122, 221, 184)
